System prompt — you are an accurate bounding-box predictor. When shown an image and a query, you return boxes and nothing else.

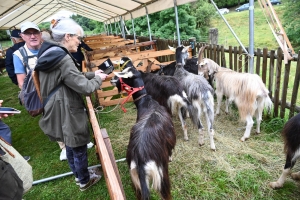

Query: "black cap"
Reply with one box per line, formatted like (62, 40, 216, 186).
(11, 29, 21, 38)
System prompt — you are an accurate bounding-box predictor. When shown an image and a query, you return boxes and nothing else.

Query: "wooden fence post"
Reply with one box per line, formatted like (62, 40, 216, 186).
(209, 28, 218, 45)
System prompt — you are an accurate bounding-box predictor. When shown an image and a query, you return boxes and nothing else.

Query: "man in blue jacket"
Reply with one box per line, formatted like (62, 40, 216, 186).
(5, 29, 25, 85)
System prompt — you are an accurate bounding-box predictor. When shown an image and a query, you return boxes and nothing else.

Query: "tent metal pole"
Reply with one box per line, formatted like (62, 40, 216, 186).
(249, 0, 255, 73)
(104, 21, 108, 35)
(109, 19, 113, 35)
(173, 0, 181, 46)
(119, 16, 125, 39)
(144, 5, 152, 49)
(114, 18, 118, 35)
(32, 158, 126, 185)
(210, 0, 248, 54)
(130, 12, 137, 45)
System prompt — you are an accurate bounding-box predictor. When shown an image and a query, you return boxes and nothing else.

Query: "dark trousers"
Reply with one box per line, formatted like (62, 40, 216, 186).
(66, 145, 89, 184)
(0, 120, 12, 144)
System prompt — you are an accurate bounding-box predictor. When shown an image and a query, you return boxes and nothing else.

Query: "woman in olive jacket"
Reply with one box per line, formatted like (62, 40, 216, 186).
(35, 18, 107, 191)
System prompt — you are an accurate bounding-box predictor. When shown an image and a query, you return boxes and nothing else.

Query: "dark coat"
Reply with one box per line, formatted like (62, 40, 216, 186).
(5, 42, 25, 85)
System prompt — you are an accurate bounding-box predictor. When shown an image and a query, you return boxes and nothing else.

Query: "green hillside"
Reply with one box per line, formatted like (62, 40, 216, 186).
(210, 2, 286, 50)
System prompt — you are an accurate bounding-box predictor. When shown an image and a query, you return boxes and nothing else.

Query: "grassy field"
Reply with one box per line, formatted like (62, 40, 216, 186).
(210, 2, 286, 50)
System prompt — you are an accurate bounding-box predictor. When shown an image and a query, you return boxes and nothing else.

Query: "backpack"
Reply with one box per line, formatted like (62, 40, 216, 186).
(18, 47, 62, 117)
(0, 158, 23, 199)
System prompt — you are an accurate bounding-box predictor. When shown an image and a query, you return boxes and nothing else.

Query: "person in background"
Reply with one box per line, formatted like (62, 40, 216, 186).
(35, 18, 107, 191)
(5, 29, 25, 85)
(71, 40, 93, 72)
(0, 100, 30, 161)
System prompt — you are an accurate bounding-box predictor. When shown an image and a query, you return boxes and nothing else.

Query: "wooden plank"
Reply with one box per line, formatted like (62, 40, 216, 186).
(262, 48, 268, 84)
(280, 60, 291, 118)
(256, 48, 261, 74)
(238, 46, 243, 72)
(269, 50, 276, 100)
(229, 46, 233, 70)
(92, 49, 175, 66)
(101, 128, 126, 198)
(234, 47, 238, 71)
(99, 97, 133, 107)
(289, 50, 300, 118)
(90, 40, 136, 49)
(92, 49, 156, 61)
(274, 47, 283, 117)
(86, 97, 125, 200)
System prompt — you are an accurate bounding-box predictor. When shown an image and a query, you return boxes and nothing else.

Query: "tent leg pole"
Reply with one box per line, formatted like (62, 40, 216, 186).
(32, 158, 126, 185)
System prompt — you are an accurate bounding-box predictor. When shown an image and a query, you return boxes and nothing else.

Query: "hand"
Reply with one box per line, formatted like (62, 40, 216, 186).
(0, 100, 13, 119)
(95, 70, 108, 81)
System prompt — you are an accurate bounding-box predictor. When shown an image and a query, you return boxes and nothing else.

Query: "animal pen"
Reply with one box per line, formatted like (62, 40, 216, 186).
(80, 33, 300, 199)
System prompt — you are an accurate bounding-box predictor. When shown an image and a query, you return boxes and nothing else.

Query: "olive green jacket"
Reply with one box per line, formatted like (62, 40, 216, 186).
(35, 41, 102, 147)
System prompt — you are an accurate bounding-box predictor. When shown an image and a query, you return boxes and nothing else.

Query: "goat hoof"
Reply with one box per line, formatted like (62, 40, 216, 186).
(291, 172, 300, 180)
(269, 182, 283, 189)
(240, 137, 246, 142)
(184, 137, 189, 141)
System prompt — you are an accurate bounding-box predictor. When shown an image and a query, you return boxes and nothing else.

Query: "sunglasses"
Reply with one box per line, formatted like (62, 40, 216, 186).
(22, 31, 40, 36)
(69, 34, 83, 41)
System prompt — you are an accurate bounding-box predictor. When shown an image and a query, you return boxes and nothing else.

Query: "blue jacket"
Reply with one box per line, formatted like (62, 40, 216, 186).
(5, 42, 25, 85)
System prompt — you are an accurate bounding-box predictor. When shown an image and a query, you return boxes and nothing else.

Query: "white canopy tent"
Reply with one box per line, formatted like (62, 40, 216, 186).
(0, 0, 196, 30)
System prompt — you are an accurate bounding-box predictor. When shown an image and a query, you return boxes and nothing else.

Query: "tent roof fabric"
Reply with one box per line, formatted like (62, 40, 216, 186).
(0, 0, 195, 30)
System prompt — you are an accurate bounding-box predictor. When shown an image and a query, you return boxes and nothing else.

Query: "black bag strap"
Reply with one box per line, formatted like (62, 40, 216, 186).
(19, 46, 36, 71)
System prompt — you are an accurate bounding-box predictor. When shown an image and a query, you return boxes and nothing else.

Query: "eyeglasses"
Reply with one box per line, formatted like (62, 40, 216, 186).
(69, 34, 83, 41)
(22, 31, 40, 36)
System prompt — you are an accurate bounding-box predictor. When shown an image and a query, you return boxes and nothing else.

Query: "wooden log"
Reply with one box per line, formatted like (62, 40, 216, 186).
(86, 97, 125, 200)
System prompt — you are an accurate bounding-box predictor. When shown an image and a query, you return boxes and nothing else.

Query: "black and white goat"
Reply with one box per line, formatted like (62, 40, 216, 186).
(269, 113, 300, 189)
(198, 56, 273, 142)
(113, 56, 198, 141)
(111, 66, 176, 200)
(160, 45, 216, 150)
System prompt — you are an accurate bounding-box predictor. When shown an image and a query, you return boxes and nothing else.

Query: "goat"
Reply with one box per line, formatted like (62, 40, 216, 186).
(165, 45, 216, 150)
(269, 113, 300, 189)
(112, 56, 198, 141)
(197, 55, 273, 142)
(111, 66, 176, 200)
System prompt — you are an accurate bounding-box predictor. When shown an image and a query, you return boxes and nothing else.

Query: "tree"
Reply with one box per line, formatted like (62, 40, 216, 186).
(282, 0, 300, 51)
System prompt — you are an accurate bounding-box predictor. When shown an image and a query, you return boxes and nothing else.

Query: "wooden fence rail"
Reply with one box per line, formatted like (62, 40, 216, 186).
(125, 35, 300, 119)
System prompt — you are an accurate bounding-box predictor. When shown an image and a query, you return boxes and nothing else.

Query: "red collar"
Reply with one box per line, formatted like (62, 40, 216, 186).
(119, 78, 144, 112)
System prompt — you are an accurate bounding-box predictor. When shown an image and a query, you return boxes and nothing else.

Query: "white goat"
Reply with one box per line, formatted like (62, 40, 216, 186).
(198, 57, 273, 142)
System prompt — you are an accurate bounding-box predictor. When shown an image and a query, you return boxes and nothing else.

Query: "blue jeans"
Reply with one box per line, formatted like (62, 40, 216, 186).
(0, 120, 12, 144)
(66, 145, 89, 185)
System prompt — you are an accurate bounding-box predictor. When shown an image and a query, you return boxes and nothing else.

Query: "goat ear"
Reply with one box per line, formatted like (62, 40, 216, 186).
(168, 45, 176, 52)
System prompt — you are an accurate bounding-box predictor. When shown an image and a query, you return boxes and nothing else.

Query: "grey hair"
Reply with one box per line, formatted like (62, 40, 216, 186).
(50, 18, 84, 42)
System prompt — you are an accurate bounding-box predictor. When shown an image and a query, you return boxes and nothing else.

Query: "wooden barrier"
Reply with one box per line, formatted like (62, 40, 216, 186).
(86, 96, 126, 200)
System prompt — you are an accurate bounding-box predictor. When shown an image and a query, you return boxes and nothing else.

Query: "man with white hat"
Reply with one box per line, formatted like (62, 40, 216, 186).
(13, 21, 42, 89)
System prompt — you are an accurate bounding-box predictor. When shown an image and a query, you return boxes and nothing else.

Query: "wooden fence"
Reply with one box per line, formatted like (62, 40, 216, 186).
(125, 35, 300, 119)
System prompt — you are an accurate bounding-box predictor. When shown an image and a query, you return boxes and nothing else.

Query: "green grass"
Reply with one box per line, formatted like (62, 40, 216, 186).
(210, 2, 285, 50)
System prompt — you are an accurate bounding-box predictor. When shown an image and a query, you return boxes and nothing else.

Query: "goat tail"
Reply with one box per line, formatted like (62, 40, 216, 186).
(187, 101, 200, 127)
(264, 95, 273, 114)
(131, 162, 151, 200)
